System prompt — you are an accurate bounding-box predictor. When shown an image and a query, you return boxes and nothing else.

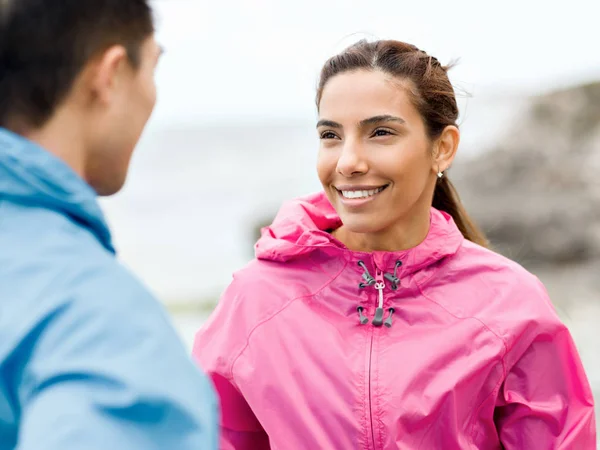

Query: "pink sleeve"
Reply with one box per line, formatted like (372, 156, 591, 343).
(210, 373, 270, 450)
(192, 280, 270, 450)
(495, 323, 596, 449)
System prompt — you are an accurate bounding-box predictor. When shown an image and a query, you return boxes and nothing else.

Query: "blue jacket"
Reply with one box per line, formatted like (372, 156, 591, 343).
(0, 128, 218, 449)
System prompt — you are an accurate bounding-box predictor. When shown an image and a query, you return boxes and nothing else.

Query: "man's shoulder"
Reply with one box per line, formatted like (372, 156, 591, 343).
(0, 201, 163, 349)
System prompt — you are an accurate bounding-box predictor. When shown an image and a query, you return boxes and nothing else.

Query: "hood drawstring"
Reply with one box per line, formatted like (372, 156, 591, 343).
(357, 260, 402, 327)
(384, 260, 402, 290)
(357, 261, 376, 288)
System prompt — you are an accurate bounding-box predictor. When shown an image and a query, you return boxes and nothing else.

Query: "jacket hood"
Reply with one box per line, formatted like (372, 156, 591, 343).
(255, 191, 464, 276)
(0, 127, 114, 252)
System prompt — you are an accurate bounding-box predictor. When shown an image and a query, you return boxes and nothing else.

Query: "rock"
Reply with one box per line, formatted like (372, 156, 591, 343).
(453, 81, 600, 265)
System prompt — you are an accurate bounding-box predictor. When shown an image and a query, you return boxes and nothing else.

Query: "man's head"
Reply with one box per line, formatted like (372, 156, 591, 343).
(0, 0, 161, 195)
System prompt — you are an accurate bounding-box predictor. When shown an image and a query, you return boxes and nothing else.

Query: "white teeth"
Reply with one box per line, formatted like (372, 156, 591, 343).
(340, 186, 385, 199)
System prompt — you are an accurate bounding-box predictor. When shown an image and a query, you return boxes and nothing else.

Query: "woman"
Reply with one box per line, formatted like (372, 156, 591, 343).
(193, 40, 596, 449)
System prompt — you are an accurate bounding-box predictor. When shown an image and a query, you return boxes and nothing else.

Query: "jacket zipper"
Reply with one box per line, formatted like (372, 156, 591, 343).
(372, 270, 386, 327)
(367, 269, 385, 449)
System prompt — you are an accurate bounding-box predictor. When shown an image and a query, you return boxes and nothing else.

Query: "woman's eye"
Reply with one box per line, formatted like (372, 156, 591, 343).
(373, 129, 393, 137)
(320, 131, 338, 140)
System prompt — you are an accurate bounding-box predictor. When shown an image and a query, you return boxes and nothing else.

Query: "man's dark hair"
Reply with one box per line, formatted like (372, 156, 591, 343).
(0, 0, 154, 129)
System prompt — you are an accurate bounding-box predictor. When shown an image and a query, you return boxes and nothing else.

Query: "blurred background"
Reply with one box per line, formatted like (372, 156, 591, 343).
(100, 0, 599, 430)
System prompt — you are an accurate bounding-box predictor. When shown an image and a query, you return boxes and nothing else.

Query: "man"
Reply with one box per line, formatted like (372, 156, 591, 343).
(0, 1, 217, 448)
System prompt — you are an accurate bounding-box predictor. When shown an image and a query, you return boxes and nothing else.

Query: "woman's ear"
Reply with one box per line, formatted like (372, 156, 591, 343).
(431, 125, 460, 175)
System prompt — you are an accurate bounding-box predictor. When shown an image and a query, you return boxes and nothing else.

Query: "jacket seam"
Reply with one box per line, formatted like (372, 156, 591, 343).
(414, 278, 509, 447)
(228, 257, 351, 380)
(413, 278, 509, 358)
(469, 362, 506, 445)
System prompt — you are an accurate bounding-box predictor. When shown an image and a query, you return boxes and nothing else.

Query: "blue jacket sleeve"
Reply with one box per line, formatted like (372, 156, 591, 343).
(14, 265, 218, 450)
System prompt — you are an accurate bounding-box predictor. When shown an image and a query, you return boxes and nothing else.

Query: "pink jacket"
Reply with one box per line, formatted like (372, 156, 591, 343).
(193, 192, 595, 449)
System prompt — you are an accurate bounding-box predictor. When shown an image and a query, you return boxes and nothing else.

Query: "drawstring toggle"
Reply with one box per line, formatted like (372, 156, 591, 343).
(357, 306, 369, 325)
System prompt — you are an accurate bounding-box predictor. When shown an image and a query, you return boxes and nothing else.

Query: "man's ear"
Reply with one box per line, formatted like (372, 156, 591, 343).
(84, 45, 130, 105)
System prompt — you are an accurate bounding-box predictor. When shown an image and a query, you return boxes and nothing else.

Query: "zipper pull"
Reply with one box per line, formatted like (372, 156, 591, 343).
(372, 270, 385, 327)
(384, 308, 395, 328)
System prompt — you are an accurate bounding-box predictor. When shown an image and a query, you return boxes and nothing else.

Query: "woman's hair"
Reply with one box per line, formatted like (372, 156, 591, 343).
(316, 39, 488, 248)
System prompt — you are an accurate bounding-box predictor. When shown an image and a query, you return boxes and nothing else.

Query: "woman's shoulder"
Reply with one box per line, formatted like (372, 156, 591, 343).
(194, 256, 339, 372)
(426, 238, 544, 295)
(426, 239, 565, 346)
(452, 238, 544, 288)
(212, 255, 339, 321)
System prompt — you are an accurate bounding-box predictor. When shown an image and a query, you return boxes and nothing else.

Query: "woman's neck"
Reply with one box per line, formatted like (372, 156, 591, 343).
(332, 209, 431, 253)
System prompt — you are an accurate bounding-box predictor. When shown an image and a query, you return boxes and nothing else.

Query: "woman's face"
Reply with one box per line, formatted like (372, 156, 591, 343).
(317, 69, 442, 237)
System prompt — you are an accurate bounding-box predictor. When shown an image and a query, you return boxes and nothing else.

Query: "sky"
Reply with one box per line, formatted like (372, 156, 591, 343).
(97, 0, 600, 301)
(149, 0, 600, 128)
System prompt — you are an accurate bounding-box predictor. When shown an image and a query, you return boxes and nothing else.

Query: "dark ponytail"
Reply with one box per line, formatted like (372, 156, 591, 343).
(433, 177, 489, 247)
